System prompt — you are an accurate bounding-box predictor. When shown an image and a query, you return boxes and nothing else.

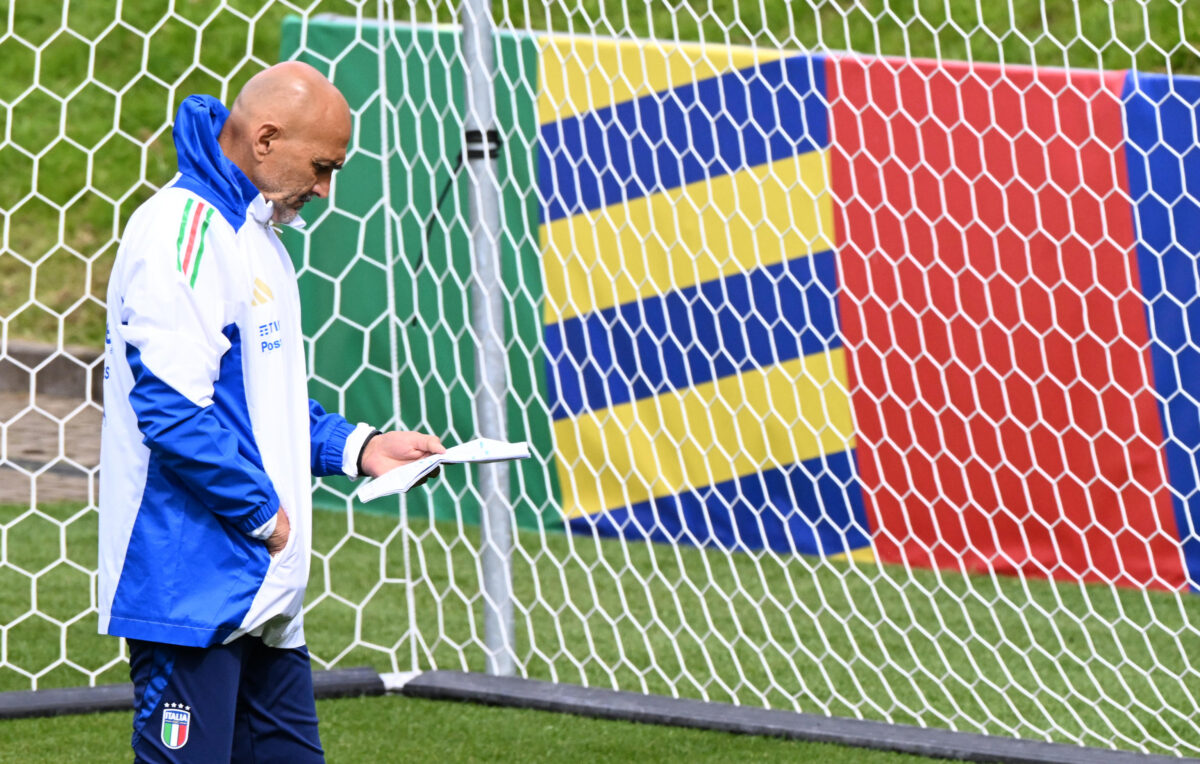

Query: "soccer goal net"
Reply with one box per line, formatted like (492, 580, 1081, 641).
(2, 0, 1199, 756)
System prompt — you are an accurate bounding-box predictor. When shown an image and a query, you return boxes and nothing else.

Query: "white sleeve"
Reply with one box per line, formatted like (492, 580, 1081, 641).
(342, 422, 376, 479)
(249, 514, 279, 540)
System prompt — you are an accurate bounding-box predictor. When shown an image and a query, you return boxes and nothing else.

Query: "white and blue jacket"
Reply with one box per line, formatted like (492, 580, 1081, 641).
(99, 95, 369, 649)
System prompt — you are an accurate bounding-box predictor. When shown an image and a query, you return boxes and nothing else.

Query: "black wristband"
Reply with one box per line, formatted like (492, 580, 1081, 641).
(357, 429, 382, 476)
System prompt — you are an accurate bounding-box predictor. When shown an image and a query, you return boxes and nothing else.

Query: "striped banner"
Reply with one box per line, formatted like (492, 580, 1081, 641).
(287, 19, 1200, 590)
(538, 40, 870, 558)
(536, 35, 1200, 588)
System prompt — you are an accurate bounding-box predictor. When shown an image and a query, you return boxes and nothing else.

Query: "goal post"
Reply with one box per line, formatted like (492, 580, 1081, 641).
(2, 0, 1200, 757)
(281, 13, 555, 533)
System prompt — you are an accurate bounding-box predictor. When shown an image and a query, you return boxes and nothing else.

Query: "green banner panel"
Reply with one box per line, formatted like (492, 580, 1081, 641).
(279, 16, 558, 531)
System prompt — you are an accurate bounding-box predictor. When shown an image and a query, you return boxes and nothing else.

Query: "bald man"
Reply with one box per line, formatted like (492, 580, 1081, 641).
(98, 63, 444, 762)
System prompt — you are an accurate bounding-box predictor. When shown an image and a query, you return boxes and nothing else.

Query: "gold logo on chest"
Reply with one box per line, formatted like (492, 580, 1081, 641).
(251, 278, 275, 306)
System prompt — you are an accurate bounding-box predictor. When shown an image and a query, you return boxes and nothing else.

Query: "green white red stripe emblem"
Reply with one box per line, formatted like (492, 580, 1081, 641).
(161, 704, 191, 749)
(175, 198, 214, 288)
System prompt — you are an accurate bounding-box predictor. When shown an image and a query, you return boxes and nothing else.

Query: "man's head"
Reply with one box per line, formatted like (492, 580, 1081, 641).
(219, 61, 351, 224)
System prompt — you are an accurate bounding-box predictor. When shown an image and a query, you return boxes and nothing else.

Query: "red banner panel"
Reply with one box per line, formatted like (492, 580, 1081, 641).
(828, 56, 1187, 589)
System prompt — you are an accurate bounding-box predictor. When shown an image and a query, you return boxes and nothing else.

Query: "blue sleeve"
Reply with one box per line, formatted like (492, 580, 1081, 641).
(127, 343, 279, 534)
(309, 399, 355, 477)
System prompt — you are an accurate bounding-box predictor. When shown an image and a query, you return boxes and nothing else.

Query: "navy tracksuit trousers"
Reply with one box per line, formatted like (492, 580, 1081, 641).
(128, 636, 324, 763)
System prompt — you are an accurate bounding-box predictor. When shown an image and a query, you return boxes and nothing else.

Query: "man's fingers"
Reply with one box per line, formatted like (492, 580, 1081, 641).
(361, 431, 445, 478)
(267, 507, 290, 557)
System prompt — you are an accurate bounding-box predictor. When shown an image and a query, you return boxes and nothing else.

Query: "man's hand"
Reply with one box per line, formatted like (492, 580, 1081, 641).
(267, 507, 290, 557)
(361, 431, 446, 478)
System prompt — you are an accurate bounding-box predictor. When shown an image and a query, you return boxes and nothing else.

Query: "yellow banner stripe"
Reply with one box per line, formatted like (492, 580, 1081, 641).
(538, 35, 784, 125)
(541, 150, 833, 324)
(554, 350, 855, 519)
(830, 547, 877, 564)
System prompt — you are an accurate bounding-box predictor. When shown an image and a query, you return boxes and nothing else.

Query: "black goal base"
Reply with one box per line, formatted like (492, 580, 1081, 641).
(0, 668, 1190, 764)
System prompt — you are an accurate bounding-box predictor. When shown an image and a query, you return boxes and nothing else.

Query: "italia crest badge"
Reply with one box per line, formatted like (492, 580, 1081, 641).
(161, 702, 191, 750)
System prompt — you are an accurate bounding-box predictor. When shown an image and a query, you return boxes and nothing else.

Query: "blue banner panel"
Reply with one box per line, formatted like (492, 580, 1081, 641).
(1124, 71, 1200, 589)
(567, 449, 869, 555)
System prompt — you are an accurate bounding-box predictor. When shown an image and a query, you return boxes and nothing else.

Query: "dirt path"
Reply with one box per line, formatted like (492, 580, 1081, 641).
(0, 391, 101, 506)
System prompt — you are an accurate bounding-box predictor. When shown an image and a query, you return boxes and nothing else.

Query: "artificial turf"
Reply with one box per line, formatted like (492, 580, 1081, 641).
(0, 693, 968, 764)
(2, 503, 1198, 756)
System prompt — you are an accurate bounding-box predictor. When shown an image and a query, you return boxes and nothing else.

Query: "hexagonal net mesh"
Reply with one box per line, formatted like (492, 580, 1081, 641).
(3, 0, 1200, 755)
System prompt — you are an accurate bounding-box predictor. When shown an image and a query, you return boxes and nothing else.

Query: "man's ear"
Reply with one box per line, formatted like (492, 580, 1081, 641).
(252, 122, 281, 161)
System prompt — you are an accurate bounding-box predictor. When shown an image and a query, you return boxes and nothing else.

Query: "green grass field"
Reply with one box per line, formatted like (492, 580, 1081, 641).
(3, 502, 1199, 756)
(0, 695, 968, 763)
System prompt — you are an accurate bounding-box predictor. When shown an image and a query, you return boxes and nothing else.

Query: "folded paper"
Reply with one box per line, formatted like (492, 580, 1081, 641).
(356, 438, 531, 501)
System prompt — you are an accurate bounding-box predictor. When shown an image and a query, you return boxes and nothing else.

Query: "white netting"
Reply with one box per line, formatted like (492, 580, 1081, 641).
(2, 0, 1200, 756)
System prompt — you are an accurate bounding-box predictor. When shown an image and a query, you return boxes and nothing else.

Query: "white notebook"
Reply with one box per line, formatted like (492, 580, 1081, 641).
(355, 438, 531, 502)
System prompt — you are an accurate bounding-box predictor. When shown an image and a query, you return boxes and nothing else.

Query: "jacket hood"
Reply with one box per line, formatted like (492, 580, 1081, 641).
(172, 95, 262, 228)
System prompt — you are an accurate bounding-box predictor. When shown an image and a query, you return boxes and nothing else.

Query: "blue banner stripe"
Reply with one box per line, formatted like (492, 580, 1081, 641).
(1123, 70, 1200, 589)
(543, 250, 842, 421)
(567, 449, 869, 556)
(538, 54, 828, 223)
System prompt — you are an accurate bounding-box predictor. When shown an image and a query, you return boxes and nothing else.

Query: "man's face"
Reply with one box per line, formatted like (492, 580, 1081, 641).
(256, 115, 350, 224)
